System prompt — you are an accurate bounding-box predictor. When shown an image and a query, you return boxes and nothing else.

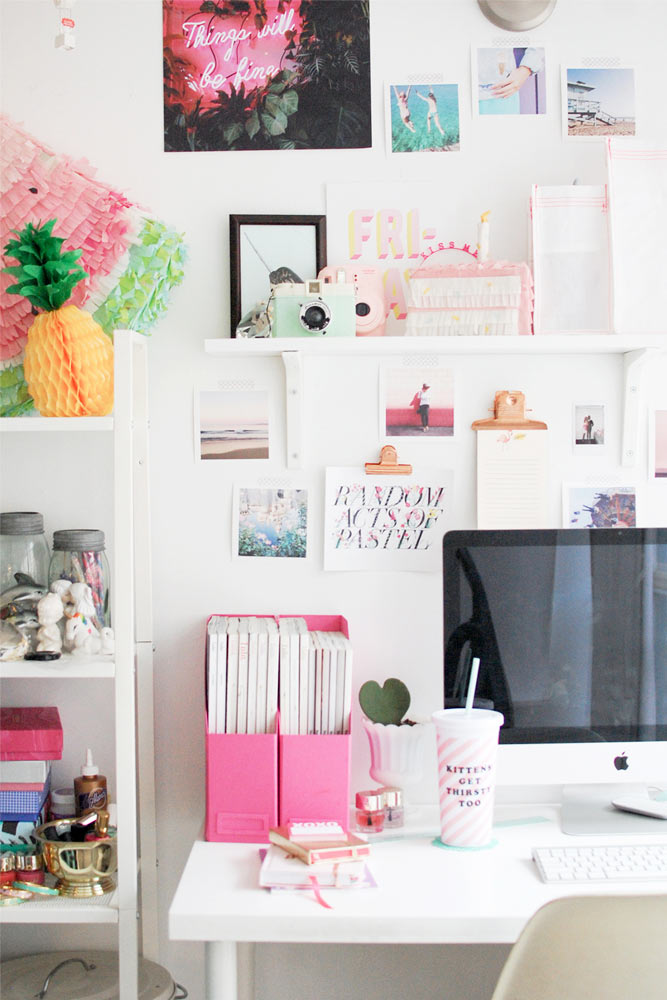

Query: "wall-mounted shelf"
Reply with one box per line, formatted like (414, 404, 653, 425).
(204, 334, 666, 470)
(205, 334, 667, 357)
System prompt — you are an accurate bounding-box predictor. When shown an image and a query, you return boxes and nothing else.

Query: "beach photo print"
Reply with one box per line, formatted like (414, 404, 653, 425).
(195, 388, 270, 461)
(387, 80, 460, 153)
(563, 483, 638, 528)
(564, 65, 636, 138)
(233, 485, 309, 559)
(473, 45, 547, 116)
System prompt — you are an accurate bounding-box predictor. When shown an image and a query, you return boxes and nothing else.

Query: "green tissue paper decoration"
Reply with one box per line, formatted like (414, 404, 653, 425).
(359, 678, 411, 726)
(93, 219, 187, 335)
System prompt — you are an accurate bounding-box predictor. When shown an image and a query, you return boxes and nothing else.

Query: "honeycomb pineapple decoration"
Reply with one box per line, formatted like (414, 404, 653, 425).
(3, 220, 114, 416)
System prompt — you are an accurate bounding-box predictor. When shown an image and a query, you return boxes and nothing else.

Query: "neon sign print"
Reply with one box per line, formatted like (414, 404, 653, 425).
(165, 1, 302, 105)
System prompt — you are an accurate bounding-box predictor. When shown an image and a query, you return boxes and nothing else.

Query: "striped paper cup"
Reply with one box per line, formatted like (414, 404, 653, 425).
(432, 708, 504, 848)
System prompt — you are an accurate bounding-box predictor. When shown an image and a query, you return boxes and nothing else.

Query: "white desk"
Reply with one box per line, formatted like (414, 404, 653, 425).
(168, 804, 667, 1000)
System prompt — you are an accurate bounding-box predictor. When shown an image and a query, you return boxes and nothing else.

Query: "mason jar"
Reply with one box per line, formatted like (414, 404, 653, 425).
(48, 529, 111, 629)
(0, 511, 51, 594)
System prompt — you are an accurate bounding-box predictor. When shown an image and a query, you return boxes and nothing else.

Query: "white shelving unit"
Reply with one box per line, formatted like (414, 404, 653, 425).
(0, 331, 158, 1000)
(205, 334, 667, 469)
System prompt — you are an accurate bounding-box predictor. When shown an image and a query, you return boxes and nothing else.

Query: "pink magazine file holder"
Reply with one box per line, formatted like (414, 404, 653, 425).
(278, 614, 351, 830)
(204, 614, 278, 844)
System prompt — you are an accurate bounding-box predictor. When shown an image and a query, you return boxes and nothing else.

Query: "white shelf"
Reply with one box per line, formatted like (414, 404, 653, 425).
(0, 888, 118, 925)
(0, 416, 113, 432)
(205, 334, 667, 357)
(0, 652, 115, 680)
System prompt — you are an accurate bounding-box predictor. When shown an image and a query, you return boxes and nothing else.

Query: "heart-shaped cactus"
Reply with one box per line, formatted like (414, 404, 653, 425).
(359, 678, 411, 726)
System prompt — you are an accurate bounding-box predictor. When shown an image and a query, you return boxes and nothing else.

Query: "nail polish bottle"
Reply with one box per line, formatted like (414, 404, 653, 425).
(381, 786, 404, 828)
(14, 852, 45, 885)
(354, 790, 385, 833)
(0, 854, 16, 885)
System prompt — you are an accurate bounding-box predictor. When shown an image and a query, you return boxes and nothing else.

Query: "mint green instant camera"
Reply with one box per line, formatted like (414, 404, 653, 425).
(271, 279, 356, 337)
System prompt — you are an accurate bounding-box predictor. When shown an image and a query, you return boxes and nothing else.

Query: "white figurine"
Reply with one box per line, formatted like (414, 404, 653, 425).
(36, 592, 64, 653)
(99, 626, 115, 655)
(67, 582, 97, 619)
(65, 613, 102, 654)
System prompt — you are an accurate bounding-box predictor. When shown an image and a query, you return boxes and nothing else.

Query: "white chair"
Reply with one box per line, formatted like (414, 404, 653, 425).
(491, 894, 667, 1000)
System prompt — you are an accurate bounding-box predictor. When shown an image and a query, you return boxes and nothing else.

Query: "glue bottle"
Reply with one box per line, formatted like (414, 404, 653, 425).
(74, 748, 108, 817)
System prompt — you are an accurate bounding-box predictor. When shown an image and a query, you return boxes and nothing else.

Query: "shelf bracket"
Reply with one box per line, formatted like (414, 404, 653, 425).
(621, 348, 660, 467)
(282, 350, 303, 469)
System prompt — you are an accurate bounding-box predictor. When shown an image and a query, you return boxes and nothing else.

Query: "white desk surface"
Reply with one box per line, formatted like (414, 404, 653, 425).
(169, 803, 667, 948)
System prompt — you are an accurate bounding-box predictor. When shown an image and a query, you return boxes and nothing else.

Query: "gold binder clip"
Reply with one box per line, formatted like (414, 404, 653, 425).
(364, 445, 413, 475)
(471, 390, 547, 430)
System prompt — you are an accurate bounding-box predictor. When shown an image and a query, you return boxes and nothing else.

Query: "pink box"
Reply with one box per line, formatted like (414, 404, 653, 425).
(205, 728, 278, 843)
(279, 732, 351, 829)
(278, 614, 351, 830)
(0, 707, 63, 761)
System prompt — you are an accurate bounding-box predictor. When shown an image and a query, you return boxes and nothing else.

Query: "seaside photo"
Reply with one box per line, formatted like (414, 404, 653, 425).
(565, 66, 636, 137)
(388, 82, 460, 152)
(234, 487, 308, 558)
(197, 389, 269, 461)
(573, 403, 606, 449)
(381, 366, 455, 437)
(474, 46, 546, 116)
(563, 483, 638, 528)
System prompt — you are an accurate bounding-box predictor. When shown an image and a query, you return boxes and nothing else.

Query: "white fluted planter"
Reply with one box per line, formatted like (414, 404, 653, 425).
(361, 715, 431, 787)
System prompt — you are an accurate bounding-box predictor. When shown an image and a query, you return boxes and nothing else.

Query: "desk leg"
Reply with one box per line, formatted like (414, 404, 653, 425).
(205, 941, 254, 1000)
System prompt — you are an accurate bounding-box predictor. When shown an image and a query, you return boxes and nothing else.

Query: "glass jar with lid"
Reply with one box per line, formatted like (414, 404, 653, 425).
(48, 529, 111, 629)
(0, 511, 50, 594)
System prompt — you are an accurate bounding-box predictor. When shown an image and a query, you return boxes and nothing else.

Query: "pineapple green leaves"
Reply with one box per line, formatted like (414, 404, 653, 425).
(2, 219, 88, 312)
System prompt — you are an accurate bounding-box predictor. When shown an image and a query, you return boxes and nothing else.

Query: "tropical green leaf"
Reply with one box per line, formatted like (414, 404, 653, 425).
(223, 122, 244, 144)
(280, 89, 298, 115)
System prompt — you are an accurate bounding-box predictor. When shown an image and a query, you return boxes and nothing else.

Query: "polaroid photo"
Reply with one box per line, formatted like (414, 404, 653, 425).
(573, 402, 606, 452)
(562, 482, 639, 529)
(649, 409, 667, 480)
(563, 65, 636, 140)
(380, 365, 455, 439)
(233, 483, 309, 559)
(386, 80, 461, 154)
(472, 44, 547, 117)
(195, 387, 270, 462)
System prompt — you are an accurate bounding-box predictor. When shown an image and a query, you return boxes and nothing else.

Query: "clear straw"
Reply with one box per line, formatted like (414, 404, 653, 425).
(465, 657, 480, 715)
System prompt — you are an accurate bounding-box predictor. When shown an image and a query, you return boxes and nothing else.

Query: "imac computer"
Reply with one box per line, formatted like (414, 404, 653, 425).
(442, 527, 667, 834)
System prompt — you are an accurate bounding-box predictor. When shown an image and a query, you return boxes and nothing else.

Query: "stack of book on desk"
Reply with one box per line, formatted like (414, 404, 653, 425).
(260, 822, 375, 892)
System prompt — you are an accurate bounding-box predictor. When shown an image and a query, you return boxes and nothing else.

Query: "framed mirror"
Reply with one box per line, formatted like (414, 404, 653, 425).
(229, 215, 327, 337)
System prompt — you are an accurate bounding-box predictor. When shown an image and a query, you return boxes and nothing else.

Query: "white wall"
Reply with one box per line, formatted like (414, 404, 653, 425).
(2, 1, 667, 997)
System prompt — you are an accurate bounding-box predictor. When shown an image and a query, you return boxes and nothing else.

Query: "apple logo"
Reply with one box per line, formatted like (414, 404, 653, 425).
(614, 753, 629, 771)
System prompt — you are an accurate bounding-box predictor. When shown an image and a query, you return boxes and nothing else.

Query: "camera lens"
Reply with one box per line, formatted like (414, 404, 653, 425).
(356, 301, 371, 317)
(299, 299, 331, 333)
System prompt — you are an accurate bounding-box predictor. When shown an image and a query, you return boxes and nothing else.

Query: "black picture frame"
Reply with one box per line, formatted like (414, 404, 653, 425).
(229, 215, 327, 337)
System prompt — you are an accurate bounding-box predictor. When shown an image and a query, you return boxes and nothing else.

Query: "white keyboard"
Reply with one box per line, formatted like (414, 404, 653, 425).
(533, 843, 667, 883)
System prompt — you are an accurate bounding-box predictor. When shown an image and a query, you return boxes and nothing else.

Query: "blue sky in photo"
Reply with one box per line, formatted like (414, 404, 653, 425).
(567, 67, 635, 117)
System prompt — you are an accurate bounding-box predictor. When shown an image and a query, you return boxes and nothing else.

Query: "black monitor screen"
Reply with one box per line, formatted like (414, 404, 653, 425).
(442, 528, 667, 744)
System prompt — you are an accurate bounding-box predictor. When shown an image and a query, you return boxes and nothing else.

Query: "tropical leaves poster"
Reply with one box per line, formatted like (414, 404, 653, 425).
(163, 0, 371, 151)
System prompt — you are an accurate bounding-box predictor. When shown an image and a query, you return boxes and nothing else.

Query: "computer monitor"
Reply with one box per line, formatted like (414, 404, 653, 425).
(442, 528, 667, 834)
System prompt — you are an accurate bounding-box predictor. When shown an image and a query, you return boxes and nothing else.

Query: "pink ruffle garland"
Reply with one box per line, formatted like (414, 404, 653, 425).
(0, 115, 140, 360)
